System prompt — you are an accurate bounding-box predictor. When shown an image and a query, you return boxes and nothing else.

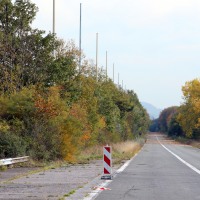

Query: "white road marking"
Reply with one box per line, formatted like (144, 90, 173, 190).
(83, 180, 112, 200)
(83, 150, 141, 200)
(156, 136, 200, 175)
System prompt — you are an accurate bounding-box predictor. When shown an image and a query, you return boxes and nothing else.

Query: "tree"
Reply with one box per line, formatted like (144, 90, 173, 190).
(149, 119, 159, 132)
(168, 116, 183, 137)
(0, 1, 151, 161)
(177, 79, 200, 138)
(0, 0, 57, 92)
(158, 106, 178, 133)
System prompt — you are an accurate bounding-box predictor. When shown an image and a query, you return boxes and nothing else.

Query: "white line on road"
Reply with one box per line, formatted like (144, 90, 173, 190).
(83, 150, 141, 200)
(83, 180, 112, 200)
(156, 136, 200, 175)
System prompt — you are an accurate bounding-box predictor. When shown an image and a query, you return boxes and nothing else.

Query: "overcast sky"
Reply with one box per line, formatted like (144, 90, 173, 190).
(31, 0, 200, 109)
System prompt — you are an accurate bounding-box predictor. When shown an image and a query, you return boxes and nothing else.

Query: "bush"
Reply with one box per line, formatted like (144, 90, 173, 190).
(0, 132, 27, 158)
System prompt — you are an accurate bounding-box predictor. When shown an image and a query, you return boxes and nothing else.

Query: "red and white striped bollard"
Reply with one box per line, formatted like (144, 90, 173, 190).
(101, 146, 112, 180)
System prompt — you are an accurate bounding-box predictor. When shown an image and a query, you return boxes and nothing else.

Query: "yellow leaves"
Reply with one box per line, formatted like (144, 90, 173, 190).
(177, 111, 193, 138)
(178, 79, 200, 138)
(69, 102, 94, 146)
(0, 121, 10, 133)
(191, 98, 200, 114)
(61, 134, 77, 163)
(98, 117, 106, 129)
(182, 79, 200, 100)
(69, 103, 87, 122)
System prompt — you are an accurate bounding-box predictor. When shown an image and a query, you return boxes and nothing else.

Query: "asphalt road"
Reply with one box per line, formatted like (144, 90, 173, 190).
(95, 133, 200, 200)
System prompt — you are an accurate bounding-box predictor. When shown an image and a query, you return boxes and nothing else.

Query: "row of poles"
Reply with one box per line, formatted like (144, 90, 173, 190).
(52, 1, 125, 89)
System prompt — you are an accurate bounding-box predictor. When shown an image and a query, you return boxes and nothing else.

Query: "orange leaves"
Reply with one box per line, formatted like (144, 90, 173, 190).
(69, 103, 87, 122)
(34, 86, 68, 119)
(61, 134, 77, 163)
(81, 131, 91, 142)
(34, 96, 58, 118)
(69, 102, 93, 145)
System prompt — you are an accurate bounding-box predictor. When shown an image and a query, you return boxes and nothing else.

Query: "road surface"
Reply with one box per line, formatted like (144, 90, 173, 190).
(95, 133, 200, 200)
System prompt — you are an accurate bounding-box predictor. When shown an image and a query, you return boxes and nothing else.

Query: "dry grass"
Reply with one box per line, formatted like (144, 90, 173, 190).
(191, 141, 200, 148)
(111, 138, 145, 164)
(112, 141, 140, 157)
(77, 138, 146, 164)
(175, 137, 200, 149)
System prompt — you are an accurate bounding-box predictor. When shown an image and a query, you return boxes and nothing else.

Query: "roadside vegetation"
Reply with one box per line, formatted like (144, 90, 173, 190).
(77, 137, 146, 164)
(150, 79, 200, 146)
(0, 0, 150, 163)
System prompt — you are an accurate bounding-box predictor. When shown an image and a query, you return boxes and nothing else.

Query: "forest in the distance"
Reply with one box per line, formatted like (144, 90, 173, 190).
(150, 79, 200, 140)
(0, 0, 150, 161)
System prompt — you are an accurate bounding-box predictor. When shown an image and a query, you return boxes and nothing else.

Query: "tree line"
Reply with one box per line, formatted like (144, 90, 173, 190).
(0, 0, 150, 161)
(150, 79, 200, 140)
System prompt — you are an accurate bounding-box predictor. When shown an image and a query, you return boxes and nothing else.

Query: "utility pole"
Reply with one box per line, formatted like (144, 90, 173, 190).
(113, 63, 114, 83)
(79, 3, 82, 72)
(106, 51, 108, 81)
(96, 33, 98, 82)
(53, 0, 55, 57)
(118, 73, 119, 87)
(53, 0, 55, 34)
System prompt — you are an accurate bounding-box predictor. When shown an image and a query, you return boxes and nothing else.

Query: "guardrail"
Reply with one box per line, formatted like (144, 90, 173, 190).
(0, 156, 29, 166)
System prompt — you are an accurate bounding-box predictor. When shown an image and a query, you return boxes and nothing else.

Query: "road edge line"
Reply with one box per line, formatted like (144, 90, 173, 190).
(83, 146, 143, 200)
(156, 136, 200, 175)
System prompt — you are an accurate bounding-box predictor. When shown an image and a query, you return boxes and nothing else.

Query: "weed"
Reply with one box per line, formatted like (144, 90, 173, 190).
(59, 190, 76, 199)
(64, 190, 76, 197)
(0, 166, 7, 171)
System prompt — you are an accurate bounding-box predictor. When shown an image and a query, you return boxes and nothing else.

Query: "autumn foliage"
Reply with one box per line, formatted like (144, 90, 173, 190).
(0, 0, 150, 161)
(177, 79, 200, 138)
(152, 79, 200, 140)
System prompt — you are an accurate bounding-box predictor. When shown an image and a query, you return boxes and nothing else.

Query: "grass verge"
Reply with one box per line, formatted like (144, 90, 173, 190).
(77, 137, 146, 165)
(173, 136, 200, 149)
(0, 136, 146, 182)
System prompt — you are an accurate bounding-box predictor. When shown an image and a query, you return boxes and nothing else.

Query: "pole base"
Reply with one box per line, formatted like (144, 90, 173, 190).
(101, 175, 112, 180)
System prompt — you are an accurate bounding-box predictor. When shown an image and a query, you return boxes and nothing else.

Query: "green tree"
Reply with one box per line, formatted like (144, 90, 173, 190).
(158, 106, 178, 133)
(0, 0, 57, 92)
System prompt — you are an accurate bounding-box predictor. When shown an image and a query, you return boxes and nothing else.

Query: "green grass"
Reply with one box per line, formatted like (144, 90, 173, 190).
(0, 166, 7, 171)
(58, 190, 76, 199)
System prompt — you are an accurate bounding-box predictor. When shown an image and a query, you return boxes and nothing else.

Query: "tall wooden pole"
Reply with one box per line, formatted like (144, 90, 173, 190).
(53, 0, 55, 57)
(118, 73, 119, 87)
(96, 33, 98, 81)
(106, 51, 108, 81)
(53, 0, 55, 34)
(79, 3, 82, 72)
(113, 63, 114, 83)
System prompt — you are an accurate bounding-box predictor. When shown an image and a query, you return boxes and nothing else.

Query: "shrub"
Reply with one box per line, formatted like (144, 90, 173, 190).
(0, 132, 27, 158)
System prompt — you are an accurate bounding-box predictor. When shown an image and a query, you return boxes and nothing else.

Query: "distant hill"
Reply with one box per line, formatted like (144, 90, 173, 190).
(141, 102, 162, 119)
